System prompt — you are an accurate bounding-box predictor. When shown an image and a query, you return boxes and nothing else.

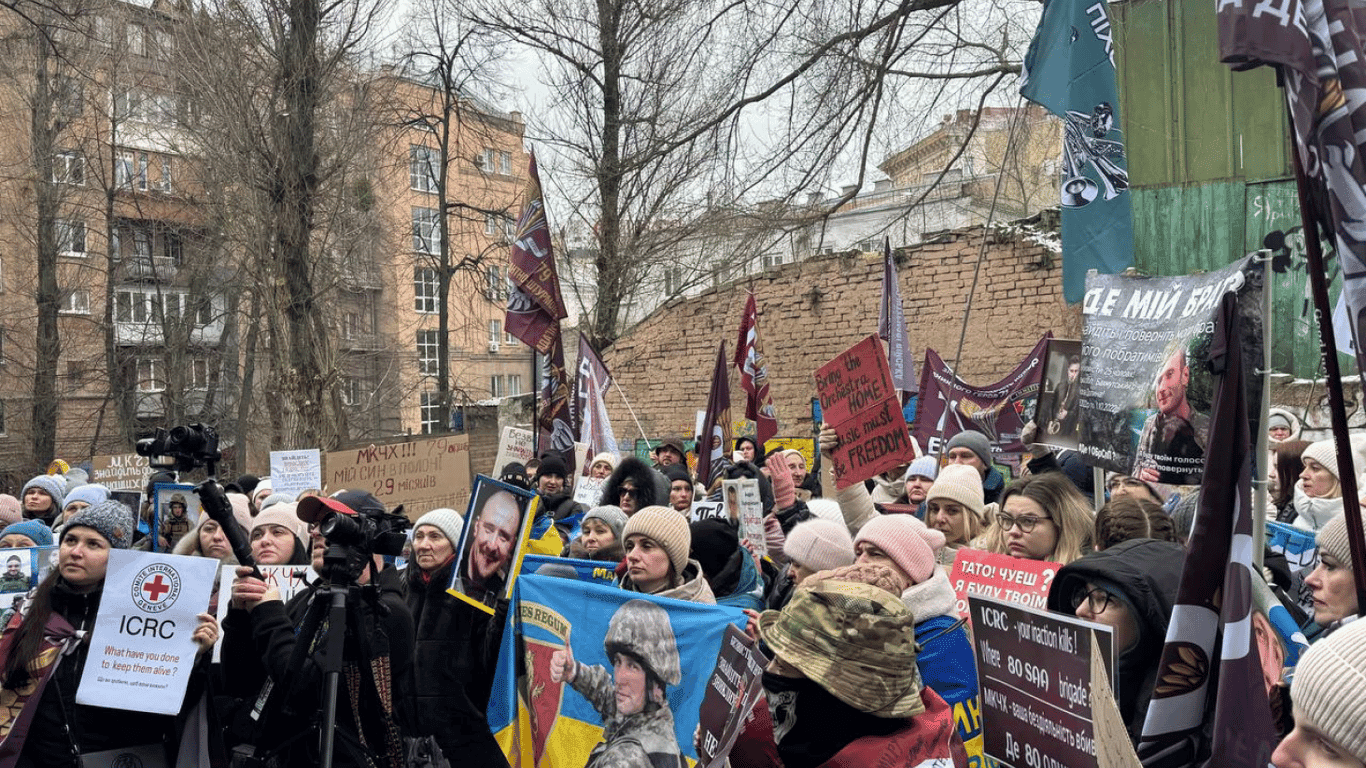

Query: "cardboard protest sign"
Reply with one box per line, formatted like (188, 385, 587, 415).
(1034, 339, 1083, 449)
(448, 476, 537, 614)
(493, 426, 536, 476)
(77, 550, 218, 714)
(722, 479, 766, 556)
(269, 448, 321, 498)
(212, 564, 314, 662)
(815, 336, 917, 489)
(325, 433, 472, 520)
(1078, 255, 1263, 483)
(969, 593, 1115, 768)
(89, 452, 150, 489)
(690, 499, 727, 522)
(912, 335, 1049, 456)
(573, 476, 606, 507)
(488, 573, 748, 767)
(696, 624, 766, 768)
(520, 554, 618, 587)
(950, 548, 1062, 617)
(152, 484, 200, 553)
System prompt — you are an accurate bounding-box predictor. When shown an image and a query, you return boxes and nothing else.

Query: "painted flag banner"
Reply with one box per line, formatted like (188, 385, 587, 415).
(519, 555, 618, 587)
(505, 151, 568, 354)
(576, 332, 619, 467)
(540, 334, 577, 470)
(734, 292, 779, 447)
(487, 574, 748, 767)
(1020, 0, 1134, 302)
(1136, 294, 1278, 767)
(877, 240, 917, 402)
(1077, 256, 1263, 483)
(696, 341, 733, 489)
(911, 336, 1049, 456)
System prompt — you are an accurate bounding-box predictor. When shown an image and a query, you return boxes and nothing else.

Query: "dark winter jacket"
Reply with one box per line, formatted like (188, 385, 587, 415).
(405, 558, 509, 767)
(1046, 538, 1186, 743)
(16, 579, 182, 768)
(222, 567, 417, 768)
(600, 457, 670, 512)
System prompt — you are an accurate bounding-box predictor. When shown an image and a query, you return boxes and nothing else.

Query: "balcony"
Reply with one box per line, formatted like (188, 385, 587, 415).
(119, 255, 179, 281)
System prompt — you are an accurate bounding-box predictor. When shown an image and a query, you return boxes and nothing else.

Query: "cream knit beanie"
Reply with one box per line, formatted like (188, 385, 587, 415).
(1316, 514, 1354, 570)
(622, 506, 692, 573)
(784, 519, 855, 572)
(1302, 439, 1346, 481)
(925, 464, 986, 518)
(1292, 617, 1366, 761)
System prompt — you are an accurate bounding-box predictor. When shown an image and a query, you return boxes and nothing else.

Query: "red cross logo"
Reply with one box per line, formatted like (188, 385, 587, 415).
(142, 574, 171, 603)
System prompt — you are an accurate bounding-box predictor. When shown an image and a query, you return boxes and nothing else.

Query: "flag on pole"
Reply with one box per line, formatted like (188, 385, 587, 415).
(576, 331, 619, 461)
(538, 335, 576, 468)
(1020, 0, 1133, 303)
(733, 292, 778, 448)
(877, 240, 916, 403)
(505, 151, 568, 354)
(696, 342, 732, 489)
(1136, 294, 1277, 767)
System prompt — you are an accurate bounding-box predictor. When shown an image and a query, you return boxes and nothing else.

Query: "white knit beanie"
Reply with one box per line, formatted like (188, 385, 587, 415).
(1292, 617, 1366, 760)
(622, 505, 692, 573)
(805, 498, 844, 525)
(415, 507, 465, 547)
(1316, 514, 1354, 570)
(251, 502, 308, 546)
(784, 519, 855, 572)
(925, 464, 985, 518)
(1302, 439, 1346, 481)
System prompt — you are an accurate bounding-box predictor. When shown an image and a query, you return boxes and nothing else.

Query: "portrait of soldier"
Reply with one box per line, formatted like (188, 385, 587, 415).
(160, 492, 194, 550)
(0, 555, 29, 593)
(1133, 343, 1208, 485)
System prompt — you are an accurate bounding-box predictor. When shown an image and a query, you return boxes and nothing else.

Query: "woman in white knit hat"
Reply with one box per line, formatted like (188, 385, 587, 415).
(923, 464, 986, 565)
(1304, 514, 1360, 637)
(619, 506, 715, 604)
(1293, 439, 1350, 532)
(1272, 617, 1366, 766)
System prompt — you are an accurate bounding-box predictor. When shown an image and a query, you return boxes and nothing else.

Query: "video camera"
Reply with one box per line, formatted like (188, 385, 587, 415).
(298, 491, 409, 582)
(135, 423, 221, 474)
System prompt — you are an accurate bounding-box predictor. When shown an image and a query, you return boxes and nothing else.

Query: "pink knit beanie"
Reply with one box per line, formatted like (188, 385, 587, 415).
(854, 514, 945, 586)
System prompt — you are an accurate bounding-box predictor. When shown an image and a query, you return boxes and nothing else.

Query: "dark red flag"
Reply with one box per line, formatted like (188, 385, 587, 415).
(696, 342, 732, 489)
(733, 292, 777, 448)
(505, 151, 568, 354)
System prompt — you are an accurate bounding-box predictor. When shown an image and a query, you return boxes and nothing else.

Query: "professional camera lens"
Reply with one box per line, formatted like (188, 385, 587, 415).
(319, 512, 367, 549)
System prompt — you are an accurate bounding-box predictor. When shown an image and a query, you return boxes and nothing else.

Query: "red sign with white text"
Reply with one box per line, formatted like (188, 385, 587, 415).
(949, 548, 1062, 618)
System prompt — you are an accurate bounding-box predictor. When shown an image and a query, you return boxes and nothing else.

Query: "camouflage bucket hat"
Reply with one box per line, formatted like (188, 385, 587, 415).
(759, 579, 924, 718)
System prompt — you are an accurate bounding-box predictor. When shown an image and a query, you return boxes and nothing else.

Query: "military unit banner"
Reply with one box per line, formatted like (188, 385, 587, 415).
(488, 574, 748, 767)
(912, 336, 1049, 456)
(1077, 255, 1263, 483)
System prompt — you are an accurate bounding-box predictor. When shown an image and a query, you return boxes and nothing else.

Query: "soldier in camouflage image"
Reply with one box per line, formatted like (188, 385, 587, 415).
(548, 599, 687, 768)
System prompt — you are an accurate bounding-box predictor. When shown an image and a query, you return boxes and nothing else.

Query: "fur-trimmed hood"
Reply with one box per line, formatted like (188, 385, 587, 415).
(600, 456, 669, 512)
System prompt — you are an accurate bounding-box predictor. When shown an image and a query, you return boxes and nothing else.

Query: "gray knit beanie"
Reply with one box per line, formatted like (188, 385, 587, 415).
(1292, 617, 1366, 760)
(21, 475, 66, 513)
(946, 431, 993, 467)
(414, 507, 465, 546)
(622, 506, 691, 573)
(784, 519, 855, 572)
(582, 505, 628, 543)
(66, 500, 135, 549)
(1316, 514, 1354, 570)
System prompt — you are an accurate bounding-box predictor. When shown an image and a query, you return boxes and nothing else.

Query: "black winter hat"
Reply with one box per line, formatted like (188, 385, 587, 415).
(536, 455, 569, 481)
(690, 518, 739, 580)
(663, 464, 692, 486)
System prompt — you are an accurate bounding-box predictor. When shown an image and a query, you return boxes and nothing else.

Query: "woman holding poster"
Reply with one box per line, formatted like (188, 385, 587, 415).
(0, 501, 218, 766)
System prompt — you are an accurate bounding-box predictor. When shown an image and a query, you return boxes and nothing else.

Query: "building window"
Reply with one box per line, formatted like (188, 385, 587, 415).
(162, 229, 183, 264)
(59, 289, 90, 315)
(411, 207, 440, 254)
(420, 391, 439, 434)
(190, 358, 210, 389)
(485, 265, 506, 300)
(55, 75, 83, 116)
(476, 147, 495, 172)
(116, 150, 148, 191)
(762, 253, 785, 269)
(416, 330, 439, 376)
(126, 23, 145, 56)
(507, 374, 521, 395)
(499, 151, 512, 175)
(136, 358, 163, 392)
(664, 267, 682, 295)
(484, 213, 499, 236)
(488, 319, 501, 347)
(153, 29, 173, 60)
(158, 156, 173, 193)
(66, 360, 89, 386)
(504, 329, 516, 345)
(57, 219, 87, 255)
(341, 377, 360, 406)
(0, 401, 7, 435)
(53, 151, 83, 185)
(197, 295, 212, 326)
(409, 145, 438, 193)
(490, 375, 503, 398)
(414, 267, 438, 313)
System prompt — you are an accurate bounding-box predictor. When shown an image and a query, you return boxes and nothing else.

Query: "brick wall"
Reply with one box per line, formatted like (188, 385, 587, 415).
(602, 223, 1082, 442)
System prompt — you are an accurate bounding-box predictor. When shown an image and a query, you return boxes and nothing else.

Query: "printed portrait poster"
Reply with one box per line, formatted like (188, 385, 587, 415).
(448, 475, 537, 615)
(77, 550, 218, 714)
(912, 335, 1050, 456)
(722, 479, 766, 557)
(152, 483, 201, 554)
(487, 573, 748, 768)
(1078, 255, 1264, 483)
(1034, 339, 1083, 449)
(0, 546, 55, 624)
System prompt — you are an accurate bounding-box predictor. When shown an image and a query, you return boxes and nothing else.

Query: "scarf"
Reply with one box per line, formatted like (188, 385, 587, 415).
(0, 600, 84, 767)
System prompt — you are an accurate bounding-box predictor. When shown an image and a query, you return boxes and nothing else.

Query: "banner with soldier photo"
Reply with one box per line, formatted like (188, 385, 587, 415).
(1078, 255, 1264, 483)
(912, 336, 1050, 455)
(488, 574, 748, 768)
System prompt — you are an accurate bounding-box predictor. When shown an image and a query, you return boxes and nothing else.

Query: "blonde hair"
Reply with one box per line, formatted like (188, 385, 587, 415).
(975, 474, 1094, 565)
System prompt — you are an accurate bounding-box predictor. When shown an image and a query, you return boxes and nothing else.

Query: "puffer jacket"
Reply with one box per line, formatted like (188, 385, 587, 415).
(1046, 537, 1186, 744)
(405, 558, 509, 767)
(901, 568, 982, 763)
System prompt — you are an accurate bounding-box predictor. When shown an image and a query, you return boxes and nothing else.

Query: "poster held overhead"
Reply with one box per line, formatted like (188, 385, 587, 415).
(1034, 338, 1083, 449)
(815, 336, 917, 489)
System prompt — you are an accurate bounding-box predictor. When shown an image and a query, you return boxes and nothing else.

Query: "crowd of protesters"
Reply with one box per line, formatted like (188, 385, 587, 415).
(0, 414, 1360, 768)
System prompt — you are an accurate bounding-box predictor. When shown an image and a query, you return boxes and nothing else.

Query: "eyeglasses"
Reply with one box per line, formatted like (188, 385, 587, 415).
(619, 486, 637, 498)
(995, 512, 1051, 532)
(1071, 587, 1115, 614)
